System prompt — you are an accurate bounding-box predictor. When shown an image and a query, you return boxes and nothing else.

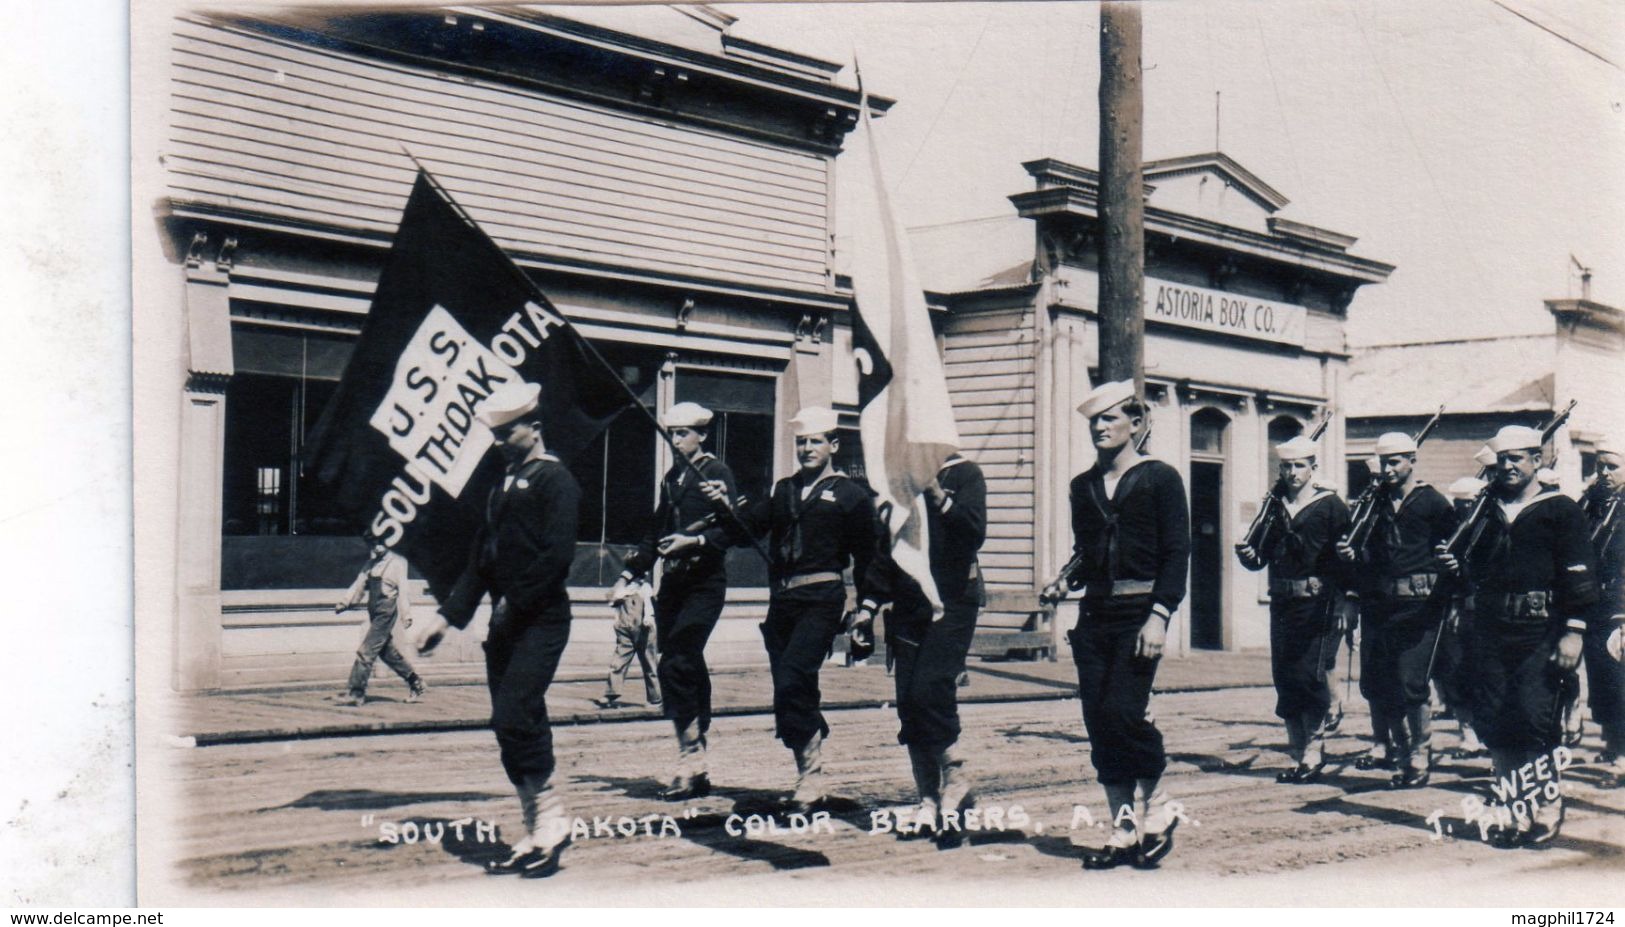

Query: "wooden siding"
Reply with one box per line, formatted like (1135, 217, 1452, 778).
(943, 308, 1038, 591)
(168, 17, 832, 293)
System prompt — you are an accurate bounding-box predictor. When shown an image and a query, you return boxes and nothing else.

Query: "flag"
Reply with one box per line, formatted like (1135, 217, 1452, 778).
(307, 171, 637, 610)
(848, 83, 962, 616)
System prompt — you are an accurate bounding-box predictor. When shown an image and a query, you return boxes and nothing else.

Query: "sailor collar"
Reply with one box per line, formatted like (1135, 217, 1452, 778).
(1498, 489, 1565, 525)
(1284, 486, 1335, 519)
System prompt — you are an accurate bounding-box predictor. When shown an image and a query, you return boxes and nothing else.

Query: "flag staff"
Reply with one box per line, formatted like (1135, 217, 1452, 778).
(396, 144, 773, 568)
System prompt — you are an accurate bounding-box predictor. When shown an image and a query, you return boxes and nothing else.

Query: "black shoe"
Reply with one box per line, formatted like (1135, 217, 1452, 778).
(519, 838, 568, 878)
(1135, 820, 1178, 868)
(594, 696, 622, 710)
(1277, 763, 1323, 784)
(1354, 753, 1395, 771)
(660, 773, 711, 802)
(1387, 768, 1430, 790)
(486, 845, 543, 875)
(1449, 746, 1487, 761)
(1323, 708, 1344, 735)
(1082, 843, 1139, 870)
(1490, 822, 1530, 850)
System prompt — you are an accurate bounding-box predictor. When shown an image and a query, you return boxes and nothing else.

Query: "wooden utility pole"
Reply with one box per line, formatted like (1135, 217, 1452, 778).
(1098, 2, 1145, 391)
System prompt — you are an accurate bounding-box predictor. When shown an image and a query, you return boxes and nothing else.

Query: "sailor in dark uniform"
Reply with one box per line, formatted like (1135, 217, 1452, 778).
(1041, 380, 1190, 870)
(862, 452, 987, 835)
(611, 401, 738, 800)
(1336, 431, 1458, 787)
(412, 382, 579, 878)
(1435, 425, 1599, 846)
(1237, 434, 1354, 785)
(1580, 437, 1625, 785)
(1434, 474, 1490, 760)
(707, 406, 877, 810)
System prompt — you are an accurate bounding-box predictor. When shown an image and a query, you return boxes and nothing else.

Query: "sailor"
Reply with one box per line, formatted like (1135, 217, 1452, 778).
(1434, 475, 1490, 761)
(1237, 434, 1354, 785)
(706, 407, 878, 811)
(1336, 432, 1458, 787)
(412, 382, 579, 878)
(865, 452, 987, 837)
(1435, 425, 1599, 846)
(610, 402, 738, 800)
(1041, 380, 1190, 870)
(1581, 437, 1625, 785)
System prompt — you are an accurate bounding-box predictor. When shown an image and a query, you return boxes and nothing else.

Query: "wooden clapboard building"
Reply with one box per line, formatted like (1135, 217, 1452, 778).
(1345, 294, 1624, 493)
(147, 6, 884, 689)
(912, 155, 1393, 654)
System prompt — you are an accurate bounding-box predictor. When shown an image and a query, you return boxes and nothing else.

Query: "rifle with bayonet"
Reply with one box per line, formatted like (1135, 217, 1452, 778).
(1443, 399, 1577, 572)
(1342, 405, 1446, 557)
(1238, 410, 1334, 557)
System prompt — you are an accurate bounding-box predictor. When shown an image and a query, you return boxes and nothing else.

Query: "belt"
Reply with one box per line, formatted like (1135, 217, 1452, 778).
(1084, 579, 1155, 599)
(1269, 577, 1325, 600)
(775, 571, 843, 592)
(1469, 591, 1551, 622)
(1384, 573, 1439, 599)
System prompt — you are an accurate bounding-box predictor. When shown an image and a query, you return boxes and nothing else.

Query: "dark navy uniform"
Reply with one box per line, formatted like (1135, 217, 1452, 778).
(1460, 491, 1599, 753)
(622, 452, 737, 737)
(1245, 489, 1350, 724)
(1357, 484, 1454, 704)
(734, 469, 878, 749)
(1062, 458, 1190, 786)
(445, 453, 580, 788)
(879, 455, 988, 749)
(1581, 485, 1624, 757)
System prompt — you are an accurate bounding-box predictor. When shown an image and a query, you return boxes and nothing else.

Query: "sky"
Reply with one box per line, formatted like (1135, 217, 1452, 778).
(718, 0, 1625, 348)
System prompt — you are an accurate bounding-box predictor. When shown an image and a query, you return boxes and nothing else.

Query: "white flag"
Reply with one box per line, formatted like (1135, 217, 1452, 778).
(848, 81, 961, 617)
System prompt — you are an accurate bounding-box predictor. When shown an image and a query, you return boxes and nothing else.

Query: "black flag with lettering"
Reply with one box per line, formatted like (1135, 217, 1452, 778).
(307, 171, 636, 606)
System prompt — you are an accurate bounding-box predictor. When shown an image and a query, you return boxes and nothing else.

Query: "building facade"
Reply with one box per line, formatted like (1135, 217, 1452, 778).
(914, 154, 1393, 653)
(1346, 296, 1625, 492)
(144, 6, 881, 690)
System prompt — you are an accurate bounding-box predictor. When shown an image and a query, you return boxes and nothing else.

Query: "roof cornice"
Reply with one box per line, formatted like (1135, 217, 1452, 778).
(1008, 187, 1394, 284)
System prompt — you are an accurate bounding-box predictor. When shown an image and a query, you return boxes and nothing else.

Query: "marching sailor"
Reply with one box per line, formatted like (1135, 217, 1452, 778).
(1336, 432, 1458, 788)
(1581, 437, 1625, 785)
(1237, 434, 1354, 785)
(1041, 381, 1190, 870)
(413, 383, 579, 878)
(707, 407, 878, 811)
(611, 402, 738, 800)
(866, 452, 988, 837)
(1435, 425, 1600, 846)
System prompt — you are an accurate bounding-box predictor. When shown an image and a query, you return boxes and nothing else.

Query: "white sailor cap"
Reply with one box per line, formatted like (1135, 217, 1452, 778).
(1594, 435, 1623, 459)
(789, 406, 840, 437)
(1473, 445, 1497, 468)
(1488, 425, 1543, 454)
(1275, 435, 1320, 462)
(661, 402, 713, 430)
(475, 382, 542, 430)
(1374, 432, 1418, 456)
(1447, 476, 1486, 500)
(1077, 380, 1137, 419)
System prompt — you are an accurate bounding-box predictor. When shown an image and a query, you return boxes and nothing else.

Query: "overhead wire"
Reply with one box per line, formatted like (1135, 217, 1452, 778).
(898, 4, 996, 184)
(1344, 0, 1509, 358)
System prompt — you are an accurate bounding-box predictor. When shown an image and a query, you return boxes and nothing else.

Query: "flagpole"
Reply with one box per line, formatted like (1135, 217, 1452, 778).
(395, 144, 773, 567)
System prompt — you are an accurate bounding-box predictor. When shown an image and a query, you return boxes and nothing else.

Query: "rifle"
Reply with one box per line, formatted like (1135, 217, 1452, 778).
(1587, 486, 1622, 551)
(1240, 410, 1334, 555)
(1444, 399, 1577, 569)
(1343, 405, 1446, 557)
(1041, 420, 1155, 600)
(655, 495, 748, 587)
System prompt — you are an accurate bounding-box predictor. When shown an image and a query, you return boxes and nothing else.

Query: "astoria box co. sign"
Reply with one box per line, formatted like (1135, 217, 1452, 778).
(1143, 278, 1308, 346)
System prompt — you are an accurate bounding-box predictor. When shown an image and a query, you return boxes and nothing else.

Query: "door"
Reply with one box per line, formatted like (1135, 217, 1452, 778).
(1189, 461, 1225, 649)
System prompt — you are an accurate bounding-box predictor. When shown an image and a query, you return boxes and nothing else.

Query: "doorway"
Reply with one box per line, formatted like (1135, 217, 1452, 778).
(1189, 408, 1230, 650)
